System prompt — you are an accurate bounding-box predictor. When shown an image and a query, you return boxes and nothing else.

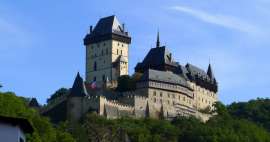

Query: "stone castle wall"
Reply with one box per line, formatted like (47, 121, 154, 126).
(86, 39, 129, 87)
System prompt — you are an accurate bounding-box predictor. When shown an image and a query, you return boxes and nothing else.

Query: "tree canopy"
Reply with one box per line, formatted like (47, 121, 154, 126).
(47, 88, 69, 103)
(116, 75, 136, 92)
(76, 101, 270, 142)
(0, 91, 75, 142)
(1, 89, 270, 142)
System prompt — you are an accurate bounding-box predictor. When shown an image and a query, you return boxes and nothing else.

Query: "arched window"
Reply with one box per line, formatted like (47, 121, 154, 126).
(94, 61, 97, 71)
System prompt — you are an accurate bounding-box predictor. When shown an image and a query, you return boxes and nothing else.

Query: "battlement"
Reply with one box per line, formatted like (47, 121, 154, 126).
(121, 91, 148, 100)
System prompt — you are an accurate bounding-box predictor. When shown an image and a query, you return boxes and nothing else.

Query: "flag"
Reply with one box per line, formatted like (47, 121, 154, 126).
(91, 81, 97, 89)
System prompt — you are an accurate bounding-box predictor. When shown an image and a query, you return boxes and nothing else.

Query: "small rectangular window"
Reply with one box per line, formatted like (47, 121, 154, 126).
(102, 75, 105, 81)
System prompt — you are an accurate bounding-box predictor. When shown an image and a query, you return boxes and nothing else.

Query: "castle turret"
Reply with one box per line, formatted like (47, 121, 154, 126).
(207, 64, 215, 80)
(67, 72, 88, 122)
(84, 15, 131, 88)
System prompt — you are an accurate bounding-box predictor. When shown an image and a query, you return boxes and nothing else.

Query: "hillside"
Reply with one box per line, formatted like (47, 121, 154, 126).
(0, 91, 270, 142)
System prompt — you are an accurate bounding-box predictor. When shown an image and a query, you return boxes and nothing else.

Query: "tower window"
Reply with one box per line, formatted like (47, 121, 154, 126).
(121, 50, 122, 55)
(102, 75, 105, 81)
(103, 43, 106, 46)
(122, 44, 124, 47)
(94, 61, 97, 71)
(117, 49, 119, 55)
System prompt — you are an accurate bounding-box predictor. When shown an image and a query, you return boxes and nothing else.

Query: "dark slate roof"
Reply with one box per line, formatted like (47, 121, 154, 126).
(69, 72, 88, 97)
(0, 115, 33, 133)
(139, 69, 189, 87)
(135, 46, 179, 72)
(92, 15, 127, 36)
(207, 64, 215, 80)
(185, 63, 218, 92)
(84, 15, 131, 45)
(176, 65, 189, 80)
(185, 63, 211, 80)
(28, 98, 40, 108)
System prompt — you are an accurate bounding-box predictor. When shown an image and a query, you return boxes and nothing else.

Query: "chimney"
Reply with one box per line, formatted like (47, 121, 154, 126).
(122, 23, 125, 32)
(90, 25, 93, 33)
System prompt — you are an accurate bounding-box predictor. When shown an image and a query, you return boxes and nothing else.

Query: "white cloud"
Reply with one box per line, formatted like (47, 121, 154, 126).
(170, 6, 261, 35)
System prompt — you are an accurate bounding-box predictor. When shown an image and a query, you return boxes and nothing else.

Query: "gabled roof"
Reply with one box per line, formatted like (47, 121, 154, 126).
(69, 72, 88, 97)
(84, 15, 131, 45)
(139, 69, 189, 87)
(0, 115, 33, 133)
(135, 46, 179, 72)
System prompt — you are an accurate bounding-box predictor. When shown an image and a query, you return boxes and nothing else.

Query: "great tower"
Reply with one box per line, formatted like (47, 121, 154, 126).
(84, 15, 131, 87)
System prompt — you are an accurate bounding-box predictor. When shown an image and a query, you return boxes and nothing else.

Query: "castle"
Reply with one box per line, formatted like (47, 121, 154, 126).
(42, 15, 218, 123)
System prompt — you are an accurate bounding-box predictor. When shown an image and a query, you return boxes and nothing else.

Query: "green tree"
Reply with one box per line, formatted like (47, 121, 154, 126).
(47, 88, 69, 103)
(228, 98, 270, 132)
(116, 75, 136, 92)
(0, 91, 75, 142)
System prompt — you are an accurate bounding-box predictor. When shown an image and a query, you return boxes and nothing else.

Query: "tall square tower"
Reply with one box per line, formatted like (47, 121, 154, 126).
(84, 15, 131, 87)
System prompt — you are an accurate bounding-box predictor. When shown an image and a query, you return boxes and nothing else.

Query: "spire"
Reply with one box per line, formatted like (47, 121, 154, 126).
(156, 31, 160, 48)
(207, 64, 215, 80)
(70, 72, 88, 97)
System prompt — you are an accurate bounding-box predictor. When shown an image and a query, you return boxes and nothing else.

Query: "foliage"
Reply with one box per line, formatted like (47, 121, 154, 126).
(1, 89, 270, 142)
(116, 75, 136, 92)
(47, 88, 69, 103)
(82, 113, 178, 142)
(228, 98, 270, 132)
(77, 101, 270, 142)
(0, 91, 75, 142)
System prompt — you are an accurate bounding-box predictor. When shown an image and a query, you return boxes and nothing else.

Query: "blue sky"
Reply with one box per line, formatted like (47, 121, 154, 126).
(1, 0, 270, 104)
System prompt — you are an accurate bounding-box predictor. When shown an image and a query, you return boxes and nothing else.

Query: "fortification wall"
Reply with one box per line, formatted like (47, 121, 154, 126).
(134, 95, 148, 118)
(98, 96, 134, 118)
